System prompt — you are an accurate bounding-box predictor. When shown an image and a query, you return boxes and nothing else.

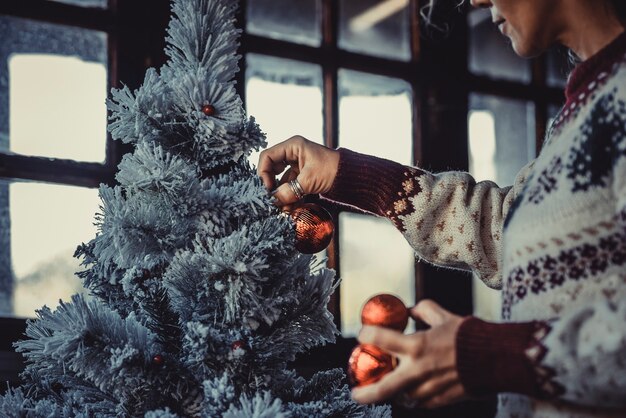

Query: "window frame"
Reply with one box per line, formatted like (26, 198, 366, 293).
(0, 0, 172, 385)
(0, 0, 122, 187)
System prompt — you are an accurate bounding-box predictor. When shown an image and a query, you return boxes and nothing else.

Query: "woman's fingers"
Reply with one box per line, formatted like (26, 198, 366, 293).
(404, 368, 458, 401)
(258, 136, 340, 206)
(272, 177, 305, 206)
(409, 299, 449, 327)
(421, 382, 466, 409)
(257, 136, 303, 190)
(351, 366, 415, 404)
(257, 153, 287, 191)
(358, 326, 419, 357)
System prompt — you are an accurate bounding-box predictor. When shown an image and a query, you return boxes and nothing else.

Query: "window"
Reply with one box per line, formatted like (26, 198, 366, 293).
(0, 0, 169, 319)
(0, 9, 109, 317)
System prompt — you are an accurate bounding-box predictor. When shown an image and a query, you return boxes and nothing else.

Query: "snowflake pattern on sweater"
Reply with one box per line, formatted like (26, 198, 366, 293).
(324, 33, 626, 418)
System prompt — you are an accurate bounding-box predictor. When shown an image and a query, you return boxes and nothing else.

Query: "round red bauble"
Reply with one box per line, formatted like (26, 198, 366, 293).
(290, 203, 334, 254)
(347, 344, 396, 387)
(201, 104, 216, 116)
(152, 354, 164, 366)
(231, 340, 246, 351)
(361, 294, 409, 332)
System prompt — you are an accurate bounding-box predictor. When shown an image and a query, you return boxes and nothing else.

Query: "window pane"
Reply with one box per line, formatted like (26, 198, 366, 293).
(0, 16, 107, 163)
(339, 69, 412, 165)
(339, 0, 411, 61)
(547, 46, 571, 88)
(246, 54, 323, 165)
(469, 95, 535, 185)
(247, 0, 321, 46)
(340, 213, 415, 336)
(0, 180, 98, 318)
(47, 0, 107, 8)
(468, 8, 531, 83)
(548, 103, 563, 126)
(468, 95, 535, 321)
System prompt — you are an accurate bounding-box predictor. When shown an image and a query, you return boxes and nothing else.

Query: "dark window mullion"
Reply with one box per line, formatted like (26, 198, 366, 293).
(469, 73, 564, 103)
(409, 0, 425, 305)
(235, 0, 247, 106)
(241, 34, 421, 83)
(531, 55, 549, 156)
(321, 0, 342, 328)
(106, 26, 121, 176)
(0, 154, 114, 188)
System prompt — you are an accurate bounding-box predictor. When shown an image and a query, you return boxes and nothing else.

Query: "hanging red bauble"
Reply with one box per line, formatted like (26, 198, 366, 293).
(290, 203, 334, 254)
(152, 354, 164, 366)
(361, 294, 409, 332)
(347, 344, 396, 387)
(231, 340, 247, 351)
(201, 104, 216, 116)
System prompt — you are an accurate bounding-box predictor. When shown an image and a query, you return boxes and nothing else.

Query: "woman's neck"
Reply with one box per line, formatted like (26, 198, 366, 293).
(559, 4, 624, 60)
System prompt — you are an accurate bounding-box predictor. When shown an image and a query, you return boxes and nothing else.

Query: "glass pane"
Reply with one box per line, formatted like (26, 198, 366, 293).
(339, 69, 412, 165)
(246, 54, 323, 166)
(0, 180, 99, 318)
(340, 213, 415, 336)
(468, 8, 531, 83)
(0, 16, 107, 163)
(468, 95, 535, 320)
(468, 95, 535, 185)
(548, 103, 562, 127)
(47, 0, 107, 8)
(339, 0, 411, 61)
(547, 46, 571, 88)
(247, 0, 321, 46)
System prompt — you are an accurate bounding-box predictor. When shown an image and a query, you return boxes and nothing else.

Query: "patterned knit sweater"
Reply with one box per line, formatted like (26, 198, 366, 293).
(323, 32, 626, 417)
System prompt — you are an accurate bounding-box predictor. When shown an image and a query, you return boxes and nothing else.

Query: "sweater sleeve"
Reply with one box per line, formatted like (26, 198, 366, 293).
(457, 296, 626, 408)
(322, 148, 534, 289)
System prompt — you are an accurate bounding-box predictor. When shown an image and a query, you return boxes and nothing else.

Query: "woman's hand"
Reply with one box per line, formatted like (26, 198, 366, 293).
(257, 136, 340, 207)
(351, 300, 468, 409)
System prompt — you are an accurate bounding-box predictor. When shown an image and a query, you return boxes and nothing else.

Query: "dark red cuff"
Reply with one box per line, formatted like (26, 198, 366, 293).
(456, 317, 542, 398)
(322, 148, 415, 217)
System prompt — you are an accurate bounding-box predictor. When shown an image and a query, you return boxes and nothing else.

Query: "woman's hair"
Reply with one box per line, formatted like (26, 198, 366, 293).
(420, 0, 465, 35)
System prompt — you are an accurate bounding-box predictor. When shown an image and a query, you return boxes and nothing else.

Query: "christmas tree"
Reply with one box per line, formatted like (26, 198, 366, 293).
(0, 0, 391, 416)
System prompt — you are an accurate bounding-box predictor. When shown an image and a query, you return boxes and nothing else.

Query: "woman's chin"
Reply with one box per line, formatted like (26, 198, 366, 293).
(511, 39, 544, 58)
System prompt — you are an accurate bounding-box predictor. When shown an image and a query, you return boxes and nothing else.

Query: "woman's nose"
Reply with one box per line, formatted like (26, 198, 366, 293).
(470, 0, 492, 8)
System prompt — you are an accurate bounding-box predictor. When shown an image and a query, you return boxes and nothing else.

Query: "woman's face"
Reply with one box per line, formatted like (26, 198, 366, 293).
(470, 0, 564, 57)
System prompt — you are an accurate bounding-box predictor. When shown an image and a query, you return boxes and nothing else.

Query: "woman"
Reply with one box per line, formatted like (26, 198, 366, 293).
(257, 0, 626, 416)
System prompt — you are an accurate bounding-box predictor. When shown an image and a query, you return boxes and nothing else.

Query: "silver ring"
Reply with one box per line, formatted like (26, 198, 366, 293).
(288, 179, 305, 200)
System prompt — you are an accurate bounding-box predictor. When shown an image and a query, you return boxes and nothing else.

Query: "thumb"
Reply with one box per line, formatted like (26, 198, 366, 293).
(272, 174, 307, 207)
(409, 299, 449, 327)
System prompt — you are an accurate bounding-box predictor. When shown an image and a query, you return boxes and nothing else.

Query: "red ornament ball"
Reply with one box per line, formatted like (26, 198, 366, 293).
(231, 340, 247, 351)
(347, 344, 396, 387)
(201, 104, 216, 116)
(152, 354, 164, 366)
(290, 203, 334, 254)
(361, 294, 409, 332)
